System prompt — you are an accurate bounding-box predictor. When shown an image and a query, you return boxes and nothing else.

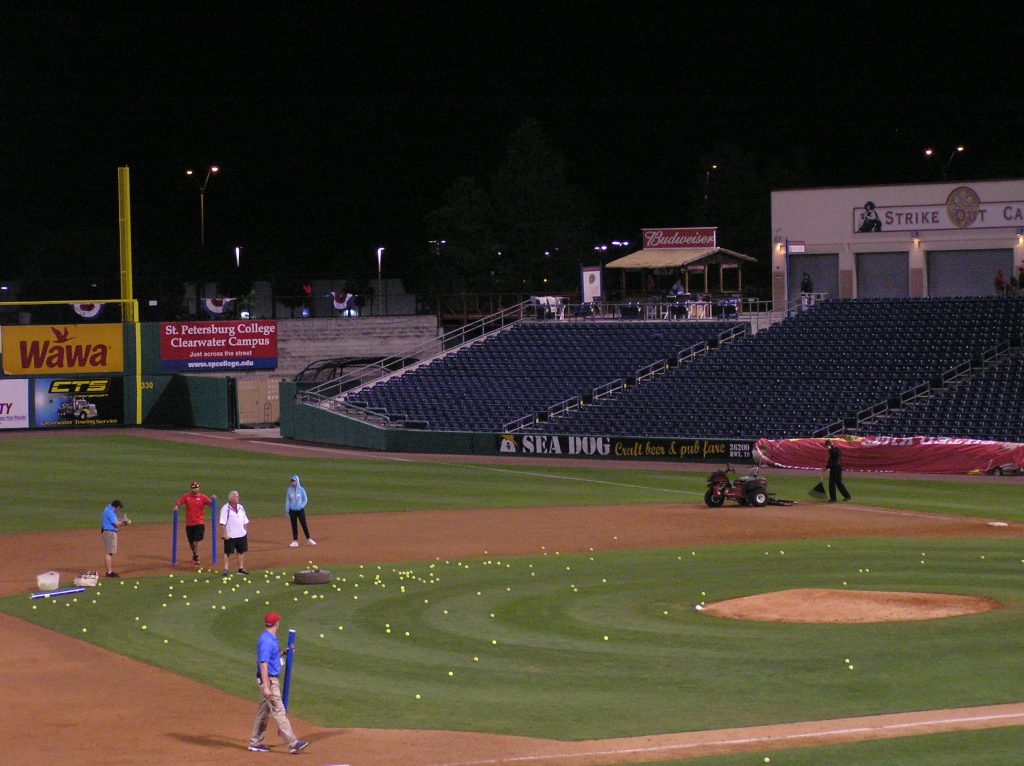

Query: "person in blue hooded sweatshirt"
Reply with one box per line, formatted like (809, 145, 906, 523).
(285, 475, 316, 547)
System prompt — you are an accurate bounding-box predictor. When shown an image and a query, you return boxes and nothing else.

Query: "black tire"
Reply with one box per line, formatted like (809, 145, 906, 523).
(704, 490, 725, 508)
(750, 490, 768, 507)
(992, 467, 1003, 476)
(294, 569, 331, 585)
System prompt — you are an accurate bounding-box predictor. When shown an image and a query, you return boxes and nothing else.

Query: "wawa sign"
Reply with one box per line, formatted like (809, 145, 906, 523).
(2, 324, 124, 375)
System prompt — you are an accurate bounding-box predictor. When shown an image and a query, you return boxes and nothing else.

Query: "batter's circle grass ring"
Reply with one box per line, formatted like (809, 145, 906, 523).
(294, 569, 332, 585)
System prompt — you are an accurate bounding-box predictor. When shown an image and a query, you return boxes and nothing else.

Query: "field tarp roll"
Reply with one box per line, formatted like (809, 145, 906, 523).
(754, 436, 1024, 475)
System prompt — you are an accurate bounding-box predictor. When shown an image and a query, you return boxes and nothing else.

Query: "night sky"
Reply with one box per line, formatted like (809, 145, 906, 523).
(3, 4, 1021, 290)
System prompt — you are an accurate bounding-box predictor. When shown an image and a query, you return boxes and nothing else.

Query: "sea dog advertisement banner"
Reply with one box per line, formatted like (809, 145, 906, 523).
(159, 320, 278, 371)
(0, 379, 30, 429)
(497, 433, 755, 463)
(2, 323, 124, 375)
(33, 377, 124, 428)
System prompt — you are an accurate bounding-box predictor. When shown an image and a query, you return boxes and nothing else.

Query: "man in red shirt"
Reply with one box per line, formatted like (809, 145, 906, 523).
(172, 481, 213, 565)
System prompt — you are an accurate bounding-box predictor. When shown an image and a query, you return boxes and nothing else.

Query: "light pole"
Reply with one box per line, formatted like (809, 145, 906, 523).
(376, 247, 385, 316)
(185, 166, 219, 247)
(704, 163, 718, 222)
(923, 146, 964, 181)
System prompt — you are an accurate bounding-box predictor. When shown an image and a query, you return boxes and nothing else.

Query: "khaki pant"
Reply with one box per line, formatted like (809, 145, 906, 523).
(248, 677, 297, 748)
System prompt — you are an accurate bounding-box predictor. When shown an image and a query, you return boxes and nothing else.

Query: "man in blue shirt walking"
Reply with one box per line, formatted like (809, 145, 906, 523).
(247, 612, 308, 754)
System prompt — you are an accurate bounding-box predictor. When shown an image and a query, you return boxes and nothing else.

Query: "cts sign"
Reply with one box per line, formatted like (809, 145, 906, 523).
(2, 324, 124, 375)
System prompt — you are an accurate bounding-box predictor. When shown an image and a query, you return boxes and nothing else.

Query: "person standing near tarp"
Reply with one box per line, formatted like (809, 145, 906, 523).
(824, 439, 852, 502)
(247, 612, 308, 754)
(172, 481, 213, 565)
(285, 475, 316, 547)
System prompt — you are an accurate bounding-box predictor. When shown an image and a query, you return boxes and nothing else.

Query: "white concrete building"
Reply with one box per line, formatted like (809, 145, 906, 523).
(771, 180, 1024, 305)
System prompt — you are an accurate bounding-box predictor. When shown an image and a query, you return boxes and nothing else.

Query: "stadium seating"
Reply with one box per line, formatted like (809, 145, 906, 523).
(344, 321, 743, 431)
(339, 297, 1024, 442)
(529, 297, 1024, 440)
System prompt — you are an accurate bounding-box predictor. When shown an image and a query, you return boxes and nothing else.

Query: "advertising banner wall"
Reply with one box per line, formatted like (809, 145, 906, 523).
(159, 320, 278, 371)
(2, 324, 124, 375)
(32, 377, 124, 427)
(0, 379, 30, 429)
(498, 433, 754, 462)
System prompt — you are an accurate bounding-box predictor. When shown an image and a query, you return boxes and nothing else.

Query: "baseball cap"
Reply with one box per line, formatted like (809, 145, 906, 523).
(264, 612, 281, 627)
(190, 481, 200, 489)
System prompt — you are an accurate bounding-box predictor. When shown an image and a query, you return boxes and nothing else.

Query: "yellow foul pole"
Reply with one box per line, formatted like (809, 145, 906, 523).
(117, 167, 142, 424)
(118, 167, 135, 322)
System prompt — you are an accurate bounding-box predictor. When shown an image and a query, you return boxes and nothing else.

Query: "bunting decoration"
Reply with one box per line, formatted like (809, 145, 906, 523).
(73, 303, 103, 319)
(202, 297, 235, 317)
(330, 291, 356, 315)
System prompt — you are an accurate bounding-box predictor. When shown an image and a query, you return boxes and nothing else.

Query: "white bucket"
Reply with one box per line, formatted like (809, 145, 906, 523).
(36, 571, 60, 591)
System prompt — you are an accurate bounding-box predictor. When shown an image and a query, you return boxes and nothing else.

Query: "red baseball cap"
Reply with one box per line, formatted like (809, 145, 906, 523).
(264, 612, 281, 627)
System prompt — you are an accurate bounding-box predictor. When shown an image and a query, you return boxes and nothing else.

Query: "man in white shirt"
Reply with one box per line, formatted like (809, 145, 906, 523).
(219, 490, 250, 575)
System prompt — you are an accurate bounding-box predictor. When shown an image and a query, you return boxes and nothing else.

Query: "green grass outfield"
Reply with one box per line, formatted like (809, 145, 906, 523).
(1, 434, 1022, 533)
(3, 540, 1023, 741)
(2, 433, 1023, 764)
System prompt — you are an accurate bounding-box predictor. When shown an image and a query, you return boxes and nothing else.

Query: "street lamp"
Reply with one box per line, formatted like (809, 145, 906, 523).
(376, 247, 384, 316)
(185, 166, 219, 247)
(923, 146, 964, 181)
(704, 163, 718, 222)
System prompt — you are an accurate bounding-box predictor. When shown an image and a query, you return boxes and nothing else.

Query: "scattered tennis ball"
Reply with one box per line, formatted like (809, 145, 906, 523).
(81, 627, 86, 632)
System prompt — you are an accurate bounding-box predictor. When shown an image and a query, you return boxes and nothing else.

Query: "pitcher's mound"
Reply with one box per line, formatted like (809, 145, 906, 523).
(702, 588, 1002, 623)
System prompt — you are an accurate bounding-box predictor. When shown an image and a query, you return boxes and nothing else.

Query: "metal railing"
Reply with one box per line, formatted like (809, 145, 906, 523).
(815, 340, 1017, 438)
(298, 299, 534, 407)
(502, 340, 716, 433)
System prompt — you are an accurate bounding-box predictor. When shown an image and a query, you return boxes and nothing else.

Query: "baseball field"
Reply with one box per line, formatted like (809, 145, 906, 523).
(1, 428, 1023, 765)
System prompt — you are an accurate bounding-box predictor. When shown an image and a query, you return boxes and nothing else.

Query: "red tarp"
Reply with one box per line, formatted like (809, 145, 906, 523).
(754, 436, 1024, 475)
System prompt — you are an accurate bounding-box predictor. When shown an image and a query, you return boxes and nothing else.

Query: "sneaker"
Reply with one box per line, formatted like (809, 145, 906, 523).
(307, 539, 317, 546)
(192, 555, 200, 564)
(222, 570, 231, 576)
(238, 568, 249, 575)
(842, 496, 852, 502)
(248, 744, 270, 752)
(289, 740, 309, 754)
(106, 571, 120, 578)
(289, 540, 299, 548)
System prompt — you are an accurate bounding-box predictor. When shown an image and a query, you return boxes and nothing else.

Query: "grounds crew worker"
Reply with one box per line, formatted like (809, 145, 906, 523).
(172, 481, 213, 565)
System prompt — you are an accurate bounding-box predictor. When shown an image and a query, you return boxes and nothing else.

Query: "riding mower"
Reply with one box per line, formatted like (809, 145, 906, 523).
(704, 464, 771, 507)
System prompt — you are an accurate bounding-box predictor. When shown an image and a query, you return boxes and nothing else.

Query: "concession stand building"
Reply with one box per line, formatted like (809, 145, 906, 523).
(771, 179, 1024, 305)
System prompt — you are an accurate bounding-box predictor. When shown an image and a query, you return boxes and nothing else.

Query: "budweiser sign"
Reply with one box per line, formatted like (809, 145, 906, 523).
(642, 227, 716, 249)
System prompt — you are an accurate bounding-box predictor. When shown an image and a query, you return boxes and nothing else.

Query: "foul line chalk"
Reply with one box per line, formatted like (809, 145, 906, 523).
(441, 710, 1024, 766)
